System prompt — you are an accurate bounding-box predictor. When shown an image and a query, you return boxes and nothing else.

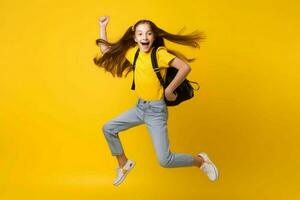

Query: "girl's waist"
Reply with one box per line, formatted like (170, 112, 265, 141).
(137, 97, 165, 105)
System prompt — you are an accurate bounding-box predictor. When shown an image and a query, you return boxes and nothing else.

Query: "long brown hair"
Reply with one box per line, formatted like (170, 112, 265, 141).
(93, 19, 205, 77)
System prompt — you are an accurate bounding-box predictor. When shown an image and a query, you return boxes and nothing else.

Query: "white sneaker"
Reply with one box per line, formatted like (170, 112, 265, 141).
(113, 160, 135, 186)
(198, 152, 219, 181)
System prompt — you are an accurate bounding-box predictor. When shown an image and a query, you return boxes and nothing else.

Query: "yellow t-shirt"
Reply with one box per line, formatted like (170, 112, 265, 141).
(125, 45, 176, 100)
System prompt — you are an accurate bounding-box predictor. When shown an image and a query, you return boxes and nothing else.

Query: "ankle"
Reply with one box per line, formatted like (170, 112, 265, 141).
(116, 154, 128, 168)
(119, 158, 128, 168)
(119, 160, 128, 168)
(194, 155, 204, 168)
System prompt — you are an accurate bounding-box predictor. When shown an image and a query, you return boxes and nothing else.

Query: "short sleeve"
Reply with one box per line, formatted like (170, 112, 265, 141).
(125, 46, 138, 64)
(157, 46, 176, 68)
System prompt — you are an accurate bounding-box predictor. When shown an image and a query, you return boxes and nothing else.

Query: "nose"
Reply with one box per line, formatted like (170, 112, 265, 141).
(142, 34, 147, 40)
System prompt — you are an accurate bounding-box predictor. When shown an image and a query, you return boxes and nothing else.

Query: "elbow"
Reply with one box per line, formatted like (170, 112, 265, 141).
(185, 65, 191, 73)
(178, 64, 191, 74)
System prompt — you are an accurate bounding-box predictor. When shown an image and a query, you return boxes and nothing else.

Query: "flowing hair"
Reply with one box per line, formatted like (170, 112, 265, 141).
(93, 19, 205, 77)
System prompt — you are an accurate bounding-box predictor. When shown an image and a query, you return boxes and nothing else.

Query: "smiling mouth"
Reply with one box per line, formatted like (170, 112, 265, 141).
(140, 42, 150, 47)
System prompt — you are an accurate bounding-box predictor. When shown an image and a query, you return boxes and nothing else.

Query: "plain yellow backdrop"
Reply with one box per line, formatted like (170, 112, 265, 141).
(1, 0, 299, 199)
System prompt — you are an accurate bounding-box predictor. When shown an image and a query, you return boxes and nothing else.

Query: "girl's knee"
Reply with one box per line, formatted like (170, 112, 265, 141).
(158, 156, 172, 168)
(102, 123, 113, 135)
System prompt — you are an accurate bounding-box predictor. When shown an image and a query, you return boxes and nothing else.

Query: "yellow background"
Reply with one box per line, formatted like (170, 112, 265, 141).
(1, 0, 299, 199)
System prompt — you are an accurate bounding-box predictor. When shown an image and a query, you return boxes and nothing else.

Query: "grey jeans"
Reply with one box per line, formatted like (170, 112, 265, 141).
(102, 98, 194, 168)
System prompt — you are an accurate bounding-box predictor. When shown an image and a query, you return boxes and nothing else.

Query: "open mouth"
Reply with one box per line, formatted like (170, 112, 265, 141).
(140, 41, 150, 48)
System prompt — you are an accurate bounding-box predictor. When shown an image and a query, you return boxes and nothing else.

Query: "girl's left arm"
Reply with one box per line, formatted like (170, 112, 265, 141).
(165, 57, 191, 95)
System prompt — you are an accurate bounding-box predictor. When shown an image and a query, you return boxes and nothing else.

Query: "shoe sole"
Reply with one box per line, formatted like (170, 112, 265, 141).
(113, 162, 135, 186)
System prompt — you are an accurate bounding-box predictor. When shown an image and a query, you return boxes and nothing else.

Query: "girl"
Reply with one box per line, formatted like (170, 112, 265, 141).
(94, 16, 219, 186)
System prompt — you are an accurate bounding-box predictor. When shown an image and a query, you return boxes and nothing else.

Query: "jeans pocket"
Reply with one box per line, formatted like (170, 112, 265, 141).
(150, 104, 166, 113)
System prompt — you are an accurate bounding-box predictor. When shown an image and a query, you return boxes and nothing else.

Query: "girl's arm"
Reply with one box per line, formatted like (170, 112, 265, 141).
(98, 16, 110, 54)
(165, 57, 191, 101)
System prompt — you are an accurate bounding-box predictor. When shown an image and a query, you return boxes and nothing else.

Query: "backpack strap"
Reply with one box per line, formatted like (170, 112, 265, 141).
(150, 46, 166, 89)
(131, 48, 140, 90)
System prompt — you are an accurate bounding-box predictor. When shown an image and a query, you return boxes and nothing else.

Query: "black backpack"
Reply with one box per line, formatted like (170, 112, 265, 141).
(131, 46, 200, 106)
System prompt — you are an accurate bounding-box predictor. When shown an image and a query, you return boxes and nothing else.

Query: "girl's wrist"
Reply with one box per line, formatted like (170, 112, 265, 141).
(165, 87, 174, 94)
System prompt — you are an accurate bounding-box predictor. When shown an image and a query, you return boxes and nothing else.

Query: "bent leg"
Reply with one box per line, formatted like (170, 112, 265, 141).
(103, 107, 143, 156)
(145, 110, 194, 168)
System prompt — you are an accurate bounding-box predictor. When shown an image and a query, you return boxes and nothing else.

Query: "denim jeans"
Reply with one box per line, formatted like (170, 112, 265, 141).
(102, 98, 194, 168)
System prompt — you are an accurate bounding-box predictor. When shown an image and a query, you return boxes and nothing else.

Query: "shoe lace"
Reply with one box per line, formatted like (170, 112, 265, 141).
(115, 166, 128, 175)
(201, 161, 213, 173)
(201, 164, 209, 173)
(115, 167, 121, 173)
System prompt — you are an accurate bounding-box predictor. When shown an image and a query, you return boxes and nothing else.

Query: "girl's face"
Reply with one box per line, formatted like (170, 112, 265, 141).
(134, 23, 155, 53)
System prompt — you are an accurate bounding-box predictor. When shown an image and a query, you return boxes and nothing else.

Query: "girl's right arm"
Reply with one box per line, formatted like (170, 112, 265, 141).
(98, 16, 110, 54)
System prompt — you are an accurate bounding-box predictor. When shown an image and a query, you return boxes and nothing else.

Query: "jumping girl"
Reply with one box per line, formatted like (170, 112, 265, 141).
(94, 16, 219, 186)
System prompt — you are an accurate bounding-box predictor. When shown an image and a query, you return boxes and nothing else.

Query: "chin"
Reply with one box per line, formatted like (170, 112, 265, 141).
(140, 46, 153, 52)
(137, 43, 153, 52)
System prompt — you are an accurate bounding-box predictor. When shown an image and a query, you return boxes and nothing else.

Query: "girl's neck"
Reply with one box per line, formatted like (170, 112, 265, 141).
(139, 46, 154, 54)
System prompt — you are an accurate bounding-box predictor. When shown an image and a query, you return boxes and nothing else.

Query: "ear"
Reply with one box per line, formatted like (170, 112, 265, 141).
(134, 35, 138, 43)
